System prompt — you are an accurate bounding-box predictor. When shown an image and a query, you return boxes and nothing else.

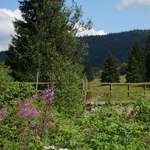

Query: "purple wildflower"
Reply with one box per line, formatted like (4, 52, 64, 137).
(19, 104, 39, 120)
(43, 88, 54, 103)
(0, 108, 7, 118)
(45, 121, 55, 127)
(23, 103, 30, 107)
(31, 122, 37, 127)
(31, 94, 38, 99)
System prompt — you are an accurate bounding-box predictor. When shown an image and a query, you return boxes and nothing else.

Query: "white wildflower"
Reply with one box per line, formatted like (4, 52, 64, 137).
(43, 145, 57, 150)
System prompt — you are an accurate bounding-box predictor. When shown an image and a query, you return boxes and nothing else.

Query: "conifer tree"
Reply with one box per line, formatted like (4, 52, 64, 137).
(6, 0, 86, 81)
(101, 52, 119, 82)
(84, 63, 94, 81)
(126, 42, 145, 83)
(6, 0, 88, 115)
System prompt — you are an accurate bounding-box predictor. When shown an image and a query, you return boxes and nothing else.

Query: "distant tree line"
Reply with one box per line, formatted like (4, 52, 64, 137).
(100, 38, 150, 83)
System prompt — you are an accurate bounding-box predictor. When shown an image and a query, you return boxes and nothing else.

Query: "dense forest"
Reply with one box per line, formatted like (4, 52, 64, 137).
(1, 29, 150, 71)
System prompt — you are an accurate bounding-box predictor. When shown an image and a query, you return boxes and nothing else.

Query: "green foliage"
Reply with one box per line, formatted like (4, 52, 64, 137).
(50, 54, 84, 116)
(133, 98, 150, 123)
(126, 42, 145, 83)
(118, 63, 127, 75)
(47, 104, 149, 150)
(84, 63, 95, 81)
(0, 82, 35, 106)
(0, 63, 13, 91)
(101, 53, 119, 82)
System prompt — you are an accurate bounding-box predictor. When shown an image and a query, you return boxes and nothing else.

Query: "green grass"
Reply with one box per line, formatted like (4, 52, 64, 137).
(120, 75, 126, 83)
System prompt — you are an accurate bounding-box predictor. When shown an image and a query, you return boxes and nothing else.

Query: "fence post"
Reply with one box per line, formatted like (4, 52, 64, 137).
(83, 75, 88, 103)
(47, 82, 50, 89)
(110, 83, 112, 97)
(127, 84, 130, 97)
(82, 79, 85, 101)
(36, 72, 39, 94)
(144, 84, 146, 95)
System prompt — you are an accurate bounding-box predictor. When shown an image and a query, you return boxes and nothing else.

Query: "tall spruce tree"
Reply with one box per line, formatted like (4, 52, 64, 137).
(6, 0, 87, 115)
(101, 52, 119, 82)
(126, 42, 145, 83)
(6, 0, 86, 81)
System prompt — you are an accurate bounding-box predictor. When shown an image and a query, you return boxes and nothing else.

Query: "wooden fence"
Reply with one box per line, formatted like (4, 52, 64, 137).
(87, 82, 150, 98)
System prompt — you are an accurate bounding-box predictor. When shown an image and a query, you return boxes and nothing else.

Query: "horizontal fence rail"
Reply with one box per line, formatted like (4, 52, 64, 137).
(97, 83, 150, 85)
(98, 83, 150, 97)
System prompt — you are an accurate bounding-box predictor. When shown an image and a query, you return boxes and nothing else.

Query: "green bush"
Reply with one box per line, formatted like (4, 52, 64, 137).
(0, 82, 35, 106)
(133, 98, 150, 123)
(51, 55, 84, 116)
(0, 63, 35, 106)
(0, 62, 13, 91)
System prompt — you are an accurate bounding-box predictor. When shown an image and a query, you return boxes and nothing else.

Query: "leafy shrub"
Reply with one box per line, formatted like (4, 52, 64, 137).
(133, 98, 150, 123)
(52, 55, 84, 116)
(0, 63, 13, 91)
(0, 82, 35, 106)
(46, 105, 148, 150)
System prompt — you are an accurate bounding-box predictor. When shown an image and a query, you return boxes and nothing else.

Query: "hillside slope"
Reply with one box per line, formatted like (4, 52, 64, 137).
(83, 30, 150, 70)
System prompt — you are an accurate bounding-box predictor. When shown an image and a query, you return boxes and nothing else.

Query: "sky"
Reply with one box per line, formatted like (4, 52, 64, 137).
(0, 0, 150, 51)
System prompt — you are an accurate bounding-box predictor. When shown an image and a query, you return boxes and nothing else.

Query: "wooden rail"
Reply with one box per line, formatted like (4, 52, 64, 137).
(98, 82, 150, 85)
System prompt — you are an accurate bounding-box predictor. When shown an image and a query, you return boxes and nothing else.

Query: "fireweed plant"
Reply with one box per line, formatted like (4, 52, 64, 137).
(0, 88, 55, 147)
(0, 108, 7, 119)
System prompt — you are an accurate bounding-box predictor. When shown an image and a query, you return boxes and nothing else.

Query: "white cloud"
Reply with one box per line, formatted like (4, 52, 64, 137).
(117, 0, 150, 11)
(0, 8, 22, 52)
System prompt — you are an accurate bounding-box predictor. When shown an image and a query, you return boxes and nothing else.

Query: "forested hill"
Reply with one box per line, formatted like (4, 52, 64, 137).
(0, 30, 150, 69)
(83, 30, 150, 70)
(0, 51, 6, 62)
